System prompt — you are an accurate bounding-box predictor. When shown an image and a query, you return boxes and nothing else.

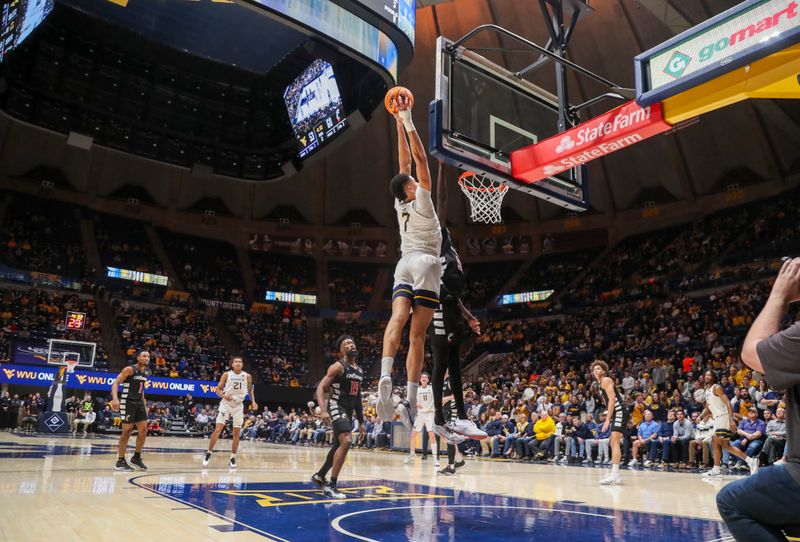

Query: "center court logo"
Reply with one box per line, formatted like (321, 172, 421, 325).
(663, 51, 691, 78)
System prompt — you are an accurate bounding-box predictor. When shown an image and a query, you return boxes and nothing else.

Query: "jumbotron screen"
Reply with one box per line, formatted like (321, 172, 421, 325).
(284, 59, 347, 159)
(0, 0, 54, 63)
(359, 0, 415, 44)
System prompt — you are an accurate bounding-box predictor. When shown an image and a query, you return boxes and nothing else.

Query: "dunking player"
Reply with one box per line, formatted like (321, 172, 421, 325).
(429, 162, 486, 443)
(110, 350, 151, 471)
(701, 369, 758, 476)
(312, 335, 364, 499)
(203, 357, 257, 468)
(592, 359, 627, 485)
(377, 89, 442, 426)
(405, 372, 438, 466)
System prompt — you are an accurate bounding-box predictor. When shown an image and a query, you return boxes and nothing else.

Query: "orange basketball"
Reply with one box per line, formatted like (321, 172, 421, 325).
(384, 86, 414, 115)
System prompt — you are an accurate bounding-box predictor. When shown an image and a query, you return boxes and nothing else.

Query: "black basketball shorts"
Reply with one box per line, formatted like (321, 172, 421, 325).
(121, 401, 147, 424)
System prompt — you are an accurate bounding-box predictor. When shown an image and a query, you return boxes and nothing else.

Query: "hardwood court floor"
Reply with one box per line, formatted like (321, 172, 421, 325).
(0, 433, 734, 541)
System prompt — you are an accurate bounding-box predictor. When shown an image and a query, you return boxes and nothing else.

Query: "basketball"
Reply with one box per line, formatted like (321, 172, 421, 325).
(384, 86, 414, 115)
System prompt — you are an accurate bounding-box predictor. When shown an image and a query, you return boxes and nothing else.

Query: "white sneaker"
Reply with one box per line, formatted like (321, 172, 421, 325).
(404, 455, 413, 464)
(449, 419, 488, 440)
(202, 452, 211, 466)
(702, 467, 722, 477)
(433, 423, 466, 445)
(628, 458, 639, 467)
(377, 375, 394, 422)
(599, 473, 621, 485)
(434, 460, 441, 467)
(775, 458, 785, 466)
(643, 460, 653, 468)
(746, 456, 759, 475)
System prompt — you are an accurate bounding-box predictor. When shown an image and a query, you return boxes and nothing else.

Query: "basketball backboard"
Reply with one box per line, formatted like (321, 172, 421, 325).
(430, 36, 589, 211)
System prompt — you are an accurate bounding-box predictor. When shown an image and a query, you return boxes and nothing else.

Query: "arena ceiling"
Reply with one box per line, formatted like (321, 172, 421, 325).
(2, 0, 799, 229)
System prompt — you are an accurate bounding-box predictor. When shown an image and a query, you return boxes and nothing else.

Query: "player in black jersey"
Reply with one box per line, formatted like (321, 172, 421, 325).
(438, 370, 467, 476)
(425, 163, 486, 444)
(312, 335, 364, 499)
(592, 359, 627, 485)
(110, 350, 151, 471)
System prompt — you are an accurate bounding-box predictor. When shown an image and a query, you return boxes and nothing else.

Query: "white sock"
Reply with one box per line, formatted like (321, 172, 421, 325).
(432, 438, 438, 459)
(611, 464, 619, 474)
(230, 453, 236, 458)
(407, 382, 418, 407)
(381, 357, 394, 378)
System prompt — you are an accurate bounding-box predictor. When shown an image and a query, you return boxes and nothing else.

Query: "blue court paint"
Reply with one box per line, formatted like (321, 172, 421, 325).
(0, 441, 203, 459)
(133, 478, 730, 541)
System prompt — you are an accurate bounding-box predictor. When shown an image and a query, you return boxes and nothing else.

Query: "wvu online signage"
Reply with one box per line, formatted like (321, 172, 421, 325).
(0, 363, 239, 399)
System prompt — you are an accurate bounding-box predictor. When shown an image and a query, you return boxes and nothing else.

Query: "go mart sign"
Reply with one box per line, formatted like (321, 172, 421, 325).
(636, 0, 800, 105)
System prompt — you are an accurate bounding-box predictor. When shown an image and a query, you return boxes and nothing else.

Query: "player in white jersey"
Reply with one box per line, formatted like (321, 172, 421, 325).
(405, 373, 439, 466)
(377, 89, 443, 427)
(203, 357, 257, 468)
(700, 370, 757, 476)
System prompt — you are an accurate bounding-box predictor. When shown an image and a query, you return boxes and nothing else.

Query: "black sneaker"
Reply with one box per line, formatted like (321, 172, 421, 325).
(229, 457, 237, 468)
(454, 459, 466, 471)
(202, 452, 212, 466)
(130, 456, 147, 470)
(116, 458, 134, 471)
(438, 465, 456, 476)
(311, 473, 328, 488)
(323, 485, 346, 499)
(421, 455, 428, 461)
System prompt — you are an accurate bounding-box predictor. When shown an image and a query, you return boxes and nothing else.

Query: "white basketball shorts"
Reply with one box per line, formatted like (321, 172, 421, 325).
(392, 253, 442, 309)
(217, 400, 244, 428)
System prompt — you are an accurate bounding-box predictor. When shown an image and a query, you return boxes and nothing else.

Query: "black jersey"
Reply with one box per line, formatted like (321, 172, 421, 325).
(328, 359, 364, 415)
(600, 380, 625, 409)
(121, 365, 150, 404)
(439, 228, 466, 304)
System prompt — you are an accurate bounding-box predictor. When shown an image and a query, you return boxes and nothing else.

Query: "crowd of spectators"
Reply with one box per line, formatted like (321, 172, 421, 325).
(328, 262, 380, 312)
(513, 247, 604, 299)
(0, 286, 109, 368)
(251, 252, 316, 298)
(323, 239, 388, 258)
(249, 234, 315, 256)
(223, 306, 309, 387)
(160, 230, 246, 303)
(466, 236, 530, 257)
(113, 299, 229, 381)
(93, 213, 165, 275)
(462, 261, 523, 308)
(0, 193, 89, 279)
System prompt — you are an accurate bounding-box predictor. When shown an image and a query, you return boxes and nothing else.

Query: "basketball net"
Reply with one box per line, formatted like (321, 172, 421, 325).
(458, 171, 508, 224)
(65, 359, 79, 374)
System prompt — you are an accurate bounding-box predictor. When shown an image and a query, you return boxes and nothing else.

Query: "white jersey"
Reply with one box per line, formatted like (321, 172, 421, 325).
(705, 385, 728, 420)
(395, 186, 442, 257)
(221, 370, 249, 407)
(417, 385, 435, 414)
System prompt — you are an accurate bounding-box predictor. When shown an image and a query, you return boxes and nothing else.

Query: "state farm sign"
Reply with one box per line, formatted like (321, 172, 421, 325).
(510, 101, 673, 184)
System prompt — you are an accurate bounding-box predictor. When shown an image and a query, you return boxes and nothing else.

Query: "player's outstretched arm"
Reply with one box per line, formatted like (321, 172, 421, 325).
(396, 118, 412, 175)
(396, 100, 431, 192)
